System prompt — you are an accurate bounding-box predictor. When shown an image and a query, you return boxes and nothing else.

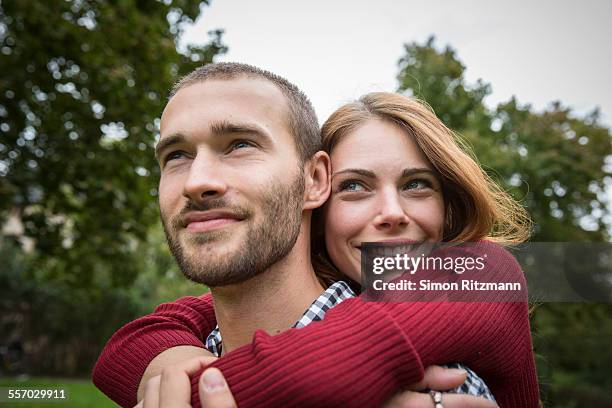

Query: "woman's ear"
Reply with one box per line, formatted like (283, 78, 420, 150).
(303, 151, 331, 210)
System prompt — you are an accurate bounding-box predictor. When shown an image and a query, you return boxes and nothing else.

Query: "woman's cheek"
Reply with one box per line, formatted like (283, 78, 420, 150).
(417, 197, 445, 241)
(326, 199, 367, 243)
(430, 195, 446, 241)
(324, 200, 369, 281)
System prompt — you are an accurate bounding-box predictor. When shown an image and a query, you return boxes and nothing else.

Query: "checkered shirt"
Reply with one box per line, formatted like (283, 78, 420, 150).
(204, 281, 495, 402)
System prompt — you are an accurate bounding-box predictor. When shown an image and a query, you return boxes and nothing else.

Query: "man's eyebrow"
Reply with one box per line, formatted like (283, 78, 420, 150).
(155, 133, 185, 161)
(209, 120, 271, 141)
(332, 168, 376, 179)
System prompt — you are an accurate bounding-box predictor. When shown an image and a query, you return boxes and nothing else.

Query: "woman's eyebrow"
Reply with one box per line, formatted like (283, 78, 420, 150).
(332, 168, 376, 179)
(400, 167, 436, 178)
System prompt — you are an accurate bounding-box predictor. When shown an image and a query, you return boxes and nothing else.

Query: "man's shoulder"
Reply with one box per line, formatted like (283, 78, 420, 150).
(153, 292, 214, 312)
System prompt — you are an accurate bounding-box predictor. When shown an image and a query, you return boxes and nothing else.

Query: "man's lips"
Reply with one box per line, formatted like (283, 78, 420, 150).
(182, 211, 244, 232)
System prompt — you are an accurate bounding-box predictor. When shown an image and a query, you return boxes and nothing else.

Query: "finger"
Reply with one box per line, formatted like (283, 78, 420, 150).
(409, 365, 468, 391)
(133, 401, 144, 408)
(431, 393, 498, 408)
(142, 375, 161, 408)
(386, 391, 499, 408)
(159, 356, 217, 408)
(199, 368, 237, 408)
(382, 390, 430, 408)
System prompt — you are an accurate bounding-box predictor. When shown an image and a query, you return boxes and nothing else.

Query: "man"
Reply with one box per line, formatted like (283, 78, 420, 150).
(93, 63, 497, 407)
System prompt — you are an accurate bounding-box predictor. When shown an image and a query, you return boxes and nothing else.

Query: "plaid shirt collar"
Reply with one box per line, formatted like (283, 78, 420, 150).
(205, 281, 355, 357)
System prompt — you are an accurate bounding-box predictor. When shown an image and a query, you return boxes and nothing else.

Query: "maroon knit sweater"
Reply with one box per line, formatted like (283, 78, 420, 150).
(92, 241, 539, 407)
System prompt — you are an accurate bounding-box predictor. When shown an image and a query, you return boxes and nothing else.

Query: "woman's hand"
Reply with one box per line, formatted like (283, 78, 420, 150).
(383, 366, 499, 408)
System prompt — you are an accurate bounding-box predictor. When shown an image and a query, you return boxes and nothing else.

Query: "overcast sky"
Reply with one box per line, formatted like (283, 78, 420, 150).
(182, 0, 612, 126)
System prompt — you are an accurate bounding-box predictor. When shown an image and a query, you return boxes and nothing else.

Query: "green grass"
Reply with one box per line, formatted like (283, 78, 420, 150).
(0, 377, 117, 407)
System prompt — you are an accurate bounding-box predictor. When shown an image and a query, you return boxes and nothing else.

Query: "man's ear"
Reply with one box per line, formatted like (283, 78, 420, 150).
(303, 151, 331, 210)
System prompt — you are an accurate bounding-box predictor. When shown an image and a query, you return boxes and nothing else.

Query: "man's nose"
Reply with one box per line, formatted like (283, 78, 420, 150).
(373, 188, 410, 231)
(182, 153, 228, 203)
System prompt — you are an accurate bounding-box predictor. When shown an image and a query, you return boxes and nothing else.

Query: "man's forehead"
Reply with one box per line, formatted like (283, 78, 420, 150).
(161, 77, 290, 131)
(157, 77, 297, 158)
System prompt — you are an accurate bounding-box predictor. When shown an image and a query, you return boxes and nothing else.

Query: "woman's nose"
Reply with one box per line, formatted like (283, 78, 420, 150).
(373, 190, 409, 231)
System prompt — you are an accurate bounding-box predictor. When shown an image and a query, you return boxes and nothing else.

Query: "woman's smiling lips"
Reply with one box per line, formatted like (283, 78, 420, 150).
(183, 210, 244, 232)
(353, 238, 425, 250)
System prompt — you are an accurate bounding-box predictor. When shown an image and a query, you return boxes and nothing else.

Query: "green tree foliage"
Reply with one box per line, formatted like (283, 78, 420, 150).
(398, 37, 611, 242)
(0, 0, 225, 287)
(0, 227, 203, 375)
(488, 101, 610, 241)
(398, 36, 491, 133)
(0, 0, 225, 375)
(397, 37, 612, 406)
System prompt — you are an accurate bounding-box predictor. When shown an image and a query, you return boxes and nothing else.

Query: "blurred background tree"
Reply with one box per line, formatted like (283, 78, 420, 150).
(0, 0, 225, 377)
(397, 37, 612, 407)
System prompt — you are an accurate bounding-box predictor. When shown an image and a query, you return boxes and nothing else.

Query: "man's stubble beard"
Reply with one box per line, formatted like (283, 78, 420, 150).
(161, 171, 305, 287)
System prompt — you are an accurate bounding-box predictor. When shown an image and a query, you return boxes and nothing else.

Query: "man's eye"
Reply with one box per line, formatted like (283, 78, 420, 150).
(230, 140, 255, 151)
(165, 151, 186, 163)
(339, 180, 367, 192)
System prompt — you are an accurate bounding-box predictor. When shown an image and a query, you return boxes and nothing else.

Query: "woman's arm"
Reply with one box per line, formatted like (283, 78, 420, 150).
(190, 242, 538, 407)
(94, 241, 539, 407)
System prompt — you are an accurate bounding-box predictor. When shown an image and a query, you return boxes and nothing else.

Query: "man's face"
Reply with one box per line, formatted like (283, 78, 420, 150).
(157, 77, 305, 287)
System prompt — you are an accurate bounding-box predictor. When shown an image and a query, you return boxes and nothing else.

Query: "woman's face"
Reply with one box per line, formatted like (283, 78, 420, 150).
(324, 118, 445, 282)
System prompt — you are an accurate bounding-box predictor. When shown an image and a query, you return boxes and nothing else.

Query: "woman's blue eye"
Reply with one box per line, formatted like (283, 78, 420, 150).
(339, 180, 366, 192)
(404, 179, 430, 190)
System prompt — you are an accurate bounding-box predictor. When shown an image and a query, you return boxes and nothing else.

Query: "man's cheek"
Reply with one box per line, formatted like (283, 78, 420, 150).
(159, 180, 183, 211)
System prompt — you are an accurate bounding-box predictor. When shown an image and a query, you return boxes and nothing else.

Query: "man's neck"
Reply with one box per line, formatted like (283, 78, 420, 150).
(210, 229, 324, 355)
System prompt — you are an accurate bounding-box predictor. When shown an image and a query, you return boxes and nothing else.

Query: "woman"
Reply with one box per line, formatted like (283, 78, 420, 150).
(314, 92, 529, 286)
(94, 92, 538, 407)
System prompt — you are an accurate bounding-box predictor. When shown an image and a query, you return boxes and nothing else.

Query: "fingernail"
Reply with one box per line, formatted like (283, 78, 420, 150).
(449, 368, 467, 376)
(201, 368, 226, 392)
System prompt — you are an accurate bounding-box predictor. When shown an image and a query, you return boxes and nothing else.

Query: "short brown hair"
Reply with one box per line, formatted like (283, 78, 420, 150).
(170, 62, 321, 162)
